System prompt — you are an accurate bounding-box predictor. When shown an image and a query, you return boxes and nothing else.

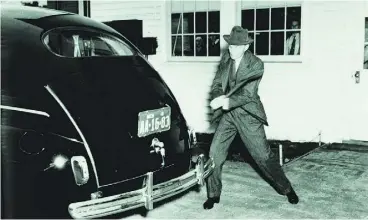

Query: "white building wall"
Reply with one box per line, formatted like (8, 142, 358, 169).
(1, 0, 48, 6)
(90, 0, 367, 143)
(90, 0, 167, 69)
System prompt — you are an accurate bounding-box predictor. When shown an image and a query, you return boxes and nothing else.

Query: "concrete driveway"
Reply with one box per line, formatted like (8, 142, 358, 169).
(115, 144, 368, 219)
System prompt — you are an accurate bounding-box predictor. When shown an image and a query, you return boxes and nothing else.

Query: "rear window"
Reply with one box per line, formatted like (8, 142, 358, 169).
(42, 28, 135, 57)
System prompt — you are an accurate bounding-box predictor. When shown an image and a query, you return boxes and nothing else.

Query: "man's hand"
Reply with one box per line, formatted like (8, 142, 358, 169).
(222, 98, 230, 110)
(210, 95, 225, 110)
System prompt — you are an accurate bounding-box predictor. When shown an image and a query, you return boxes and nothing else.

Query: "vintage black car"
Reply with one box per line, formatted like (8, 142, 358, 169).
(1, 5, 214, 219)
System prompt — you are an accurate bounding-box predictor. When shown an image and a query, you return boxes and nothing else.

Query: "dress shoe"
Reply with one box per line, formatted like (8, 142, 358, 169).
(203, 197, 220, 209)
(286, 188, 299, 204)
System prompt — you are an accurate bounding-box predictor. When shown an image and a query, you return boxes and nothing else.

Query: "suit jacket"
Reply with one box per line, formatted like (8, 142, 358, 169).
(284, 33, 300, 55)
(210, 50, 268, 126)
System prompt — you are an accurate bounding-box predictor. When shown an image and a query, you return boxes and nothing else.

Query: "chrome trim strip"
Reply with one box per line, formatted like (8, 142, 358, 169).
(99, 164, 175, 188)
(196, 154, 205, 186)
(68, 157, 215, 219)
(143, 172, 153, 210)
(44, 85, 100, 187)
(0, 105, 50, 117)
(50, 133, 84, 144)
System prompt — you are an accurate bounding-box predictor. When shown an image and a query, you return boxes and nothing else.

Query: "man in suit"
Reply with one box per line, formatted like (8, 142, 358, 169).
(285, 20, 300, 55)
(203, 26, 299, 210)
(209, 34, 220, 56)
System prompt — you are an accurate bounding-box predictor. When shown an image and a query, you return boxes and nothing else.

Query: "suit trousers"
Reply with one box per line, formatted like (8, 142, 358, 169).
(206, 108, 292, 198)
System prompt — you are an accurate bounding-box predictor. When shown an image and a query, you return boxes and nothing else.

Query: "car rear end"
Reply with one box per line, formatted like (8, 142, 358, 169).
(1, 7, 215, 217)
(39, 27, 214, 218)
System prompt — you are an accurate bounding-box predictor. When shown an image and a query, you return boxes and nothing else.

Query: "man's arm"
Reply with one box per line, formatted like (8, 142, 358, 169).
(210, 67, 224, 101)
(227, 60, 264, 109)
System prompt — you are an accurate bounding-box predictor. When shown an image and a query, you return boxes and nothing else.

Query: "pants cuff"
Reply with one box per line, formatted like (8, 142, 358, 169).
(207, 193, 220, 199)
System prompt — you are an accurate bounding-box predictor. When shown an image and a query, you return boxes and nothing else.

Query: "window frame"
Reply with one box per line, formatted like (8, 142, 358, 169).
(238, 1, 304, 63)
(166, 0, 304, 63)
(167, 0, 222, 62)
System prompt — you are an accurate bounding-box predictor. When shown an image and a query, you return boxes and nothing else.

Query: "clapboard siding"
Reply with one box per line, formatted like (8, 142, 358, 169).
(90, 0, 164, 64)
(90, 1, 161, 35)
(60, 1, 79, 14)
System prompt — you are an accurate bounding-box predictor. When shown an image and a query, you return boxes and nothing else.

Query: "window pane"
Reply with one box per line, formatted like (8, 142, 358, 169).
(171, 13, 182, 34)
(195, 12, 207, 33)
(255, 32, 269, 55)
(256, 8, 269, 30)
(271, 32, 284, 55)
(248, 32, 255, 53)
(195, 35, 207, 56)
(183, 13, 194, 34)
(172, 36, 182, 56)
(208, 11, 220, 33)
(183, 35, 194, 56)
(271, 7, 285, 30)
(285, 31, 300, 55)
(208, 34, 220, 56)
(242, 9, 254, 31)
(286, 6, 301, 30)
(43, 30, 134, 57)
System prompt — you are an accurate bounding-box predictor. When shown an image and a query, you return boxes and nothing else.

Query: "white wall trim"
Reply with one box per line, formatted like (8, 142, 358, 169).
(78, 0, 84, 16)
(165, 0, 172, 62)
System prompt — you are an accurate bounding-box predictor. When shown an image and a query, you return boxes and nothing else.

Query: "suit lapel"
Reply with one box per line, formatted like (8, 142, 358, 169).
(221, 51, 252, 93)
(236, 51, 251, 82)
(236, 51, 249, 82)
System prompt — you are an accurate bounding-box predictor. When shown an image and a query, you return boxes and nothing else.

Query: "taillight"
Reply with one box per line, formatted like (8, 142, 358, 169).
(71, 156, 90, 186)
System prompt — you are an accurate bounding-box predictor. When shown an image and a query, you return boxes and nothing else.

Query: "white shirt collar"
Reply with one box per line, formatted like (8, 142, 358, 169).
(233, 55, 243, 72)
(235, 55, 243, 63)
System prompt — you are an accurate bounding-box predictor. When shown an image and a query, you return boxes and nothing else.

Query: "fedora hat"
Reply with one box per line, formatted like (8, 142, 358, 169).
(223, 26, 254, 45)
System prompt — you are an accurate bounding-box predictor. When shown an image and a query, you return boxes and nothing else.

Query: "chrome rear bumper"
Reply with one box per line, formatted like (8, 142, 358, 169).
(68, 154, 214, 219)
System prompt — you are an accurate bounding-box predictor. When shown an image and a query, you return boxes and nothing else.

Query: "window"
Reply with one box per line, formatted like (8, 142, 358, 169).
(364, 17, 368, 69)
(241, 2, 301, 56)
(42, 29, 135, 57)
(170, 0, 221, 57)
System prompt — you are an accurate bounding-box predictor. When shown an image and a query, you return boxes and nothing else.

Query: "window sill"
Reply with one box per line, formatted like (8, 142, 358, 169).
(167, 55, 303, 63)
(168, 56, 221, 63)
(258, 55, 303, 63)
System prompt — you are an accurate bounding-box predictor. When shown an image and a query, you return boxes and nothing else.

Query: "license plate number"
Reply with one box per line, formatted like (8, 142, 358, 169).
(137, 106, 171, 138)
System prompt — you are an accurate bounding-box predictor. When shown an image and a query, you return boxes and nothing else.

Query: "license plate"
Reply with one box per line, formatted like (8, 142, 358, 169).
(137, 106, 171, 138)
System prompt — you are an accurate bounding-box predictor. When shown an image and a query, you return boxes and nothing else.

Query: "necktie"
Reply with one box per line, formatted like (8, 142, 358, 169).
(289, 35, 296, 55)
(229, 59, 237, 91)
(230, 59, 237, 82)
(226, 60, 235, 93)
